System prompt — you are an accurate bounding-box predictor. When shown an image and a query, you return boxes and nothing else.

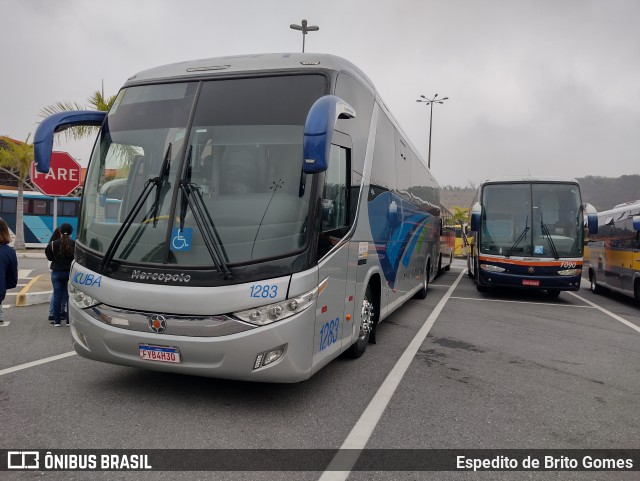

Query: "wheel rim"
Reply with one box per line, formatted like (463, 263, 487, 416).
(359, 297, 374, 340)
(591, 275, 597, 292)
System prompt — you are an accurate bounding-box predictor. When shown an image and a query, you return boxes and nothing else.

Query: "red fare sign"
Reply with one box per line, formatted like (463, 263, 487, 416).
(30, 151, 82, 196)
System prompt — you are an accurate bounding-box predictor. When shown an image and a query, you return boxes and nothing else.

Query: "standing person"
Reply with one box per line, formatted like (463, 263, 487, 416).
(46, 227, 67, 323)
(0, 218, 18, 325)
(45, 223, 75, 326)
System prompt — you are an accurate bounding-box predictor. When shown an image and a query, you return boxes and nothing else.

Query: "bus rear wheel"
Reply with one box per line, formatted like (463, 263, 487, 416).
(347, 285, 375, 358)
(414, 262, 429, 299)
(634, 280, 640, 305)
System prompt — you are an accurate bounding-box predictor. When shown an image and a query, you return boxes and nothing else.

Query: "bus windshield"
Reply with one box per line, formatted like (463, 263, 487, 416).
(79, 75, 326, 266)
(480, 182, 583, 258)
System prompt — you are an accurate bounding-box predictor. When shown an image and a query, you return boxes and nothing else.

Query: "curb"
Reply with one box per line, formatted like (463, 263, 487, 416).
(16, 274, 52, 307)
(16, 251, 47, 259)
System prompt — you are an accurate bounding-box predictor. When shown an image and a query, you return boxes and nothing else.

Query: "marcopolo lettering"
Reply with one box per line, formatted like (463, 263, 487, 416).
(131, 270, 191, 283)
(73, 273, 103, 287)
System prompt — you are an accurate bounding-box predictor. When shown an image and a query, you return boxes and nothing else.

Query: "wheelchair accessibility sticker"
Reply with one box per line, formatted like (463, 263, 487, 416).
(171, 228, 192, 252)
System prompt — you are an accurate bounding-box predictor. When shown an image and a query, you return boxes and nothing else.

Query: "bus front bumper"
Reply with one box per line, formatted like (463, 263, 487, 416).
(477, 270, 582, 291)
(68, 303, 316, 383)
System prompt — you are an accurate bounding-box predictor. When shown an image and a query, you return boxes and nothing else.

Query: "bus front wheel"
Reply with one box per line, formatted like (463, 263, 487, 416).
(347, 285, 375, 358)
(590, 271, 603, 294)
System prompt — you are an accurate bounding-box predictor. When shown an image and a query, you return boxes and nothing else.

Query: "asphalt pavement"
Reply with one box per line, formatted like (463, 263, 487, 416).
(1, 258, 639, 480)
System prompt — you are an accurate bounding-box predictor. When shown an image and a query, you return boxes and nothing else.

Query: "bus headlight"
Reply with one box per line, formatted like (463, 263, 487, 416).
(480, 264, 505, 273)
(233, 284, 320, 326)
(68, 284, 100, 309)
(558, 268, 581, 276)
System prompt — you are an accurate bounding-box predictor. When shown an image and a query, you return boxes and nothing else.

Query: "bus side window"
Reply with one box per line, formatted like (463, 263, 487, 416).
(319, 145, 350, 258)
(321, 145, 349, 233)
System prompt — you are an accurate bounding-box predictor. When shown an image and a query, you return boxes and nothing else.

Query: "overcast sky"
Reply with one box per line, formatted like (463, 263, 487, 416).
(1, 0, 639, 187)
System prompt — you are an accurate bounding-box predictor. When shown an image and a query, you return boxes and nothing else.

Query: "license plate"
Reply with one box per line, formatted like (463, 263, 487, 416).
(139, 345, 181, 363)
(522, 279, 540, 286)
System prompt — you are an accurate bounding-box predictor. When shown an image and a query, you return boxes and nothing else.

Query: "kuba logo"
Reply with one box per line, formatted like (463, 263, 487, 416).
(73, 272, 103, 287)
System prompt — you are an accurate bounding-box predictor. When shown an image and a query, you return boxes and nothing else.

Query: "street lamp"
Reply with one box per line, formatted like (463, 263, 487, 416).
(416, 93, 449, 170)
(290, 19, 319, 53)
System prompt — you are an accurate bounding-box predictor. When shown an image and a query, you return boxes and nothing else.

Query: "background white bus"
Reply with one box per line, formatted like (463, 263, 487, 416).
(587, 200, 640, 303)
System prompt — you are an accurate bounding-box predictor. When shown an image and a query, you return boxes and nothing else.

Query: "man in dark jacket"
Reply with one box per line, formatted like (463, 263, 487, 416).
(0, 217, 18, 324)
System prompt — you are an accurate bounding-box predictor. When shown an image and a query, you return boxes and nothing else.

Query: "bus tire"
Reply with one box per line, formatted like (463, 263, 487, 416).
(634, 280, 640, 305)
(414, 261, 430, 299)
(474, 259, 488, 292)
(590, 271, 602, 294)
(546, 289, 561, 298)
(347, 284, 375, 358)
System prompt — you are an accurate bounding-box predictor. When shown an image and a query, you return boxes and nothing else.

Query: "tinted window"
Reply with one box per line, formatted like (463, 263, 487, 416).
(1, 197, 16, 213)
(193, 75, 327, 127)
(370, 111, 396, 193)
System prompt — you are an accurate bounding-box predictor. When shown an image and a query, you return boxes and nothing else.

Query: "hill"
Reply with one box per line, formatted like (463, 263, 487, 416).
(575, 175, 640, 211)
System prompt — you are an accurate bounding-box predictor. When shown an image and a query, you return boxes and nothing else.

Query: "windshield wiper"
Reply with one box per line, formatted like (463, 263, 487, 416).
(100, 144, 172, 273)
(505, 216, 529, 258)
(179, 146, 233, 280)
(539, 212, 560, 259)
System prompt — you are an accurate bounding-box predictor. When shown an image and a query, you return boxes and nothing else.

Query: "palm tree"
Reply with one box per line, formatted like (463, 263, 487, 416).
(0, 136, 34, 250)
(452, 206, 469, 228)
(40, 87, 136, 165)
(452, 206, 470, 255)
(40, 88, 117, 142)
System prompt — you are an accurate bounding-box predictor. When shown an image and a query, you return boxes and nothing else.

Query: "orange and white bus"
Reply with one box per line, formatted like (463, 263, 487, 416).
(467, 177, 598, 297)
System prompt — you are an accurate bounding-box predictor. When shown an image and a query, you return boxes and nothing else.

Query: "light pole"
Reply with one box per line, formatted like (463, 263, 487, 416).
(416, 93, 449, 170)
(290, 19, 319, 53)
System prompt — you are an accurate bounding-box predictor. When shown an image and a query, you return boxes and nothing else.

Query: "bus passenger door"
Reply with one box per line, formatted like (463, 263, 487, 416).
(314, 144, 354, 364)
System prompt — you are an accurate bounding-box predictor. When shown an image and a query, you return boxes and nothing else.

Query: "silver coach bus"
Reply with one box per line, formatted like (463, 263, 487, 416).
(34, 54, 442, 382)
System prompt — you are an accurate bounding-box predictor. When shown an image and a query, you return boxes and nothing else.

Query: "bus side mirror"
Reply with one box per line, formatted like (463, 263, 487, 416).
(34, 110, 106, 173)
(633, 215, 640, 231)
(302, 95, 355, 174)
(583, 203, 598, 235)
(470, 202, 482, 232)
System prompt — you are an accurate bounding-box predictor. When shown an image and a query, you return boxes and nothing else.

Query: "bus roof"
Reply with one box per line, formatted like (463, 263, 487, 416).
(598, 199, 640, 217)
(124, 53, 376, 92)
(480, 175, 579, 185)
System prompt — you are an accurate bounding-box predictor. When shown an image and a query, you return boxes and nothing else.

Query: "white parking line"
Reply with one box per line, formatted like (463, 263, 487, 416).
(317, 270, 465, 481)
(0, 351, 76, 377)
(450, 296, 596, 308)
(567, 291, 640, 335)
